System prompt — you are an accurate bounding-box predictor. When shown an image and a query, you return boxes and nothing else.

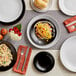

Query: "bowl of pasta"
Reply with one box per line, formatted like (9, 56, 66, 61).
(27, 15, 60, 49)
(0, 41, 17, 71)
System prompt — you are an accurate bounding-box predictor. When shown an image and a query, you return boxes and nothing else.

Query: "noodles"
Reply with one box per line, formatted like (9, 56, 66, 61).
(0, 44, 13, 67)
(35, 22, 52, 40)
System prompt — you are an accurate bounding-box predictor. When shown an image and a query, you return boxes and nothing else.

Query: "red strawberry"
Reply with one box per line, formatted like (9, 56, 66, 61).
(13, 27, 16, 29)
(18, 32, 22, 36)
(9, 28, 13, 32)
(13, 27, 19, 34)
(13, 27, 18, 31)
(14, 30, 19, 34)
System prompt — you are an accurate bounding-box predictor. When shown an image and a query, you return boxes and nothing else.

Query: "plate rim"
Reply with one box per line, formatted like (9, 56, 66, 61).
(59, 0, 76, 16)
(60, 36, 76, 72)
(0, 0, 25, 25)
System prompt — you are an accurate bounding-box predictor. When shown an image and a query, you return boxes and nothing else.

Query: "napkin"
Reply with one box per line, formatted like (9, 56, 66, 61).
(13, 45, 32, 74)
(64, 16, 76, 33)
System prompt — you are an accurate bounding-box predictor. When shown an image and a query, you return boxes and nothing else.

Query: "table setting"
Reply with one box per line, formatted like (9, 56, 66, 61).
(0, 0, 76, 76)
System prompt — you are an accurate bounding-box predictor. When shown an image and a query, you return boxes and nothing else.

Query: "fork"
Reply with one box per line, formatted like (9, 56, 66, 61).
(21, 47, 29, 71)
(17, 48, 24, 70)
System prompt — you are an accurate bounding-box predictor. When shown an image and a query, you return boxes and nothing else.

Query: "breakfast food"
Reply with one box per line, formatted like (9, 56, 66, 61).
(0, 44, 13, 67)
(1, 28, 8, 35)
(35, 21, 53, 41)
(0, 34, 3, 40)
(34, 0, 49, 9)
(9, 24, 22, 41)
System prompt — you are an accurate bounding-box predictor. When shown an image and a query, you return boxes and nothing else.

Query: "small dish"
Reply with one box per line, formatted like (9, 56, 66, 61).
(0, 0, 25, 25)
(0, 41, 17, 71)
(59, 0, 76, 16)
(60, 36, 76, 72)
(27, 15, 60, 49)
(33, 52, 55, 73)
(30, 0, 52, 12)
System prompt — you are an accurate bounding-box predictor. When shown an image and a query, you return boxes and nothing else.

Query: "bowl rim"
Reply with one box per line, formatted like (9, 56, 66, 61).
(27, 15, 61, 49)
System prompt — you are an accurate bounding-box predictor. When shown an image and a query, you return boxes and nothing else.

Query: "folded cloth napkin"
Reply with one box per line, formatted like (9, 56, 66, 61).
(64, 16, 76, 33)
(13, 45, 32, 74)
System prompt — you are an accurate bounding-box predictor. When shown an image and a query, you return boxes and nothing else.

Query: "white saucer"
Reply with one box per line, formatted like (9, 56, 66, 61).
(60, 36, 76, 72)
(30, 0, 52, 12)
(0, 0, 23, 23)
(59, 0, 76, 16)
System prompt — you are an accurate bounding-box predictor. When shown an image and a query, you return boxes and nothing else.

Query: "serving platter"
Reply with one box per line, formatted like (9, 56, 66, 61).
(0, 41, 17, 71)
(59, 0, 76, 16)
(60, 36, 76, 72)
(27, 15, 60, 49)
(0, 0, 25, 25)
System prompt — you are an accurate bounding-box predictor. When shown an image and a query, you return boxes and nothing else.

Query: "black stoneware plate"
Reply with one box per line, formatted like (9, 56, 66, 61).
(0, 0, 25, 25)
(0, 41, 17, 71)
(33, 52, 55, 73)
(27, 15, 60, 49)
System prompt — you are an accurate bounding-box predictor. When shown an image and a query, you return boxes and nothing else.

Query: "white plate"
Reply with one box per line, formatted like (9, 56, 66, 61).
(30, 0, 52, 12)
(60, 36, 76, 72)
(0, 0, 23, 23)
(59, 0, 76, 16)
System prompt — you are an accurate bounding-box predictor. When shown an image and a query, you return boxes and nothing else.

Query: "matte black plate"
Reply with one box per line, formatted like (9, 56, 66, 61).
(33, 52, 55, 73)
(31, 19, 56, 45)
(0, 41, 17, 71)
(27, 15, 60, 49)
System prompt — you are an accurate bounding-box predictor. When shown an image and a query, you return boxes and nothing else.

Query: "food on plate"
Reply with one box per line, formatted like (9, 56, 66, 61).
(34, 0, 49, 9)
(0, 44, 13, 67)
(0, 34, 3, 40)
(1, 28, 8, 35)
(35, 21, 53, 41)
(9, 24, 22, 41)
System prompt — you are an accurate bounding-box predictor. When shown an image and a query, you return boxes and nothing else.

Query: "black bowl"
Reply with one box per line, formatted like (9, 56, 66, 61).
(27, 15, 60, 49)
(0, 0, 25, 25)
(33, 52, 55, 73)
(0, 41, 17, 71)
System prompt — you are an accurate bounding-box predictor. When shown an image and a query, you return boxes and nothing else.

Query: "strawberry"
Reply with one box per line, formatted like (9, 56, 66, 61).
(18, 32, 22, 36)
(9, 28, 13, 32)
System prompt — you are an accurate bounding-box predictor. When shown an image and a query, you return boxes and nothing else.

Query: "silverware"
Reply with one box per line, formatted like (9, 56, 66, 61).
(17, 48, 24, 70)
(21, 48, 29, 71)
